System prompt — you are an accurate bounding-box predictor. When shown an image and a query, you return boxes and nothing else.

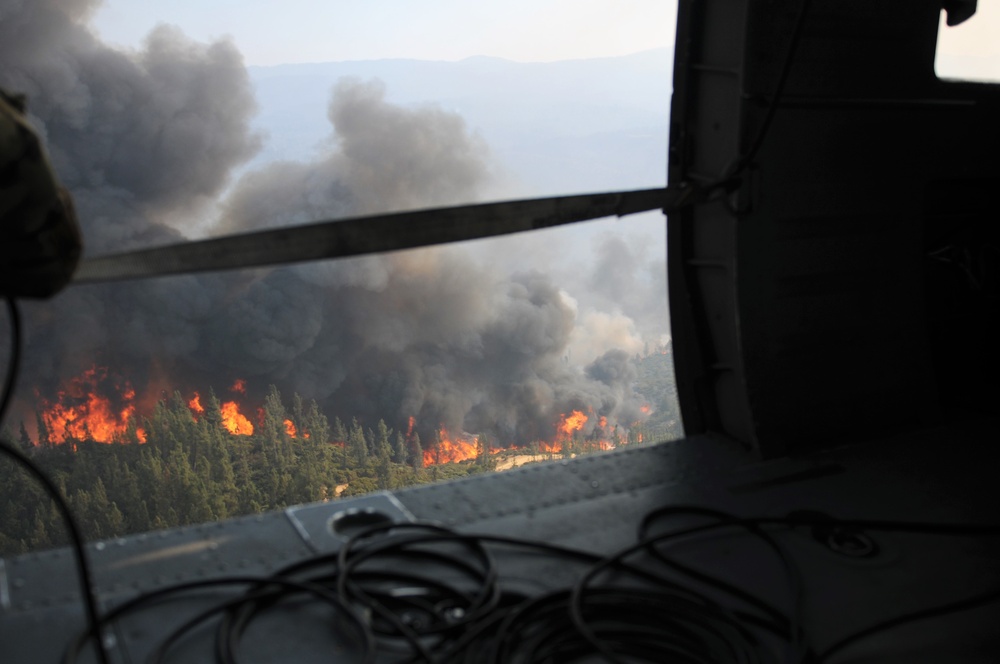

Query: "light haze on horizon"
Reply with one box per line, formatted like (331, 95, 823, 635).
(90, 1, 998, 79)
(90, 0, 678, 66)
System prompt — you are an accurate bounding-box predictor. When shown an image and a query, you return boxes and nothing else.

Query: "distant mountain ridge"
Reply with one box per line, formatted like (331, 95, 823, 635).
(244, 48, 673, 196)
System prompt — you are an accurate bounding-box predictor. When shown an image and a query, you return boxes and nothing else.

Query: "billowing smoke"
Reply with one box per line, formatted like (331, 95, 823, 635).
(4, 0, 657, 445)
(0, 0, 261, 250)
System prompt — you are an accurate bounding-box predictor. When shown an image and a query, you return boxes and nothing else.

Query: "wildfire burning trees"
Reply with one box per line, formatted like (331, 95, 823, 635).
(422, 428, 483, 467)
(558, 410, 589, 438)
(188, 393, 205, 414)
(33, 367, 348, 452)
(2, 371, 663, 558)
(35, 367, 147, 445)
(32, 369, 336, 447)
(8, 366, 666, 556)
(410, 407, 640, 466)
(548, 409, 619, 454)
(219, 402, 254, 436)
(28, 368, 655, 467)
(33, 370, 294, 446)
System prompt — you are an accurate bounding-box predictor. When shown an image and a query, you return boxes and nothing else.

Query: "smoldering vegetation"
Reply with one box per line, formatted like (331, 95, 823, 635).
(3, 0, 669, 445)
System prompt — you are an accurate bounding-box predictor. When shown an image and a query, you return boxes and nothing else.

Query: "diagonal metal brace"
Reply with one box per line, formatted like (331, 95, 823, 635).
(73, 184, 700, 284)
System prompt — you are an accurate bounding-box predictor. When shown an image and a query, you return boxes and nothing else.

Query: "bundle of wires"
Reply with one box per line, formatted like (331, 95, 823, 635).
(54, 503, 1000, 664)
(60, 517, 803, 664)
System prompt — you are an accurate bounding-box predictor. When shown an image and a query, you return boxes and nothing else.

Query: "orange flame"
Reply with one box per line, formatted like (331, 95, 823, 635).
(407, 416, 416, 438)
(230, 378, 247, 394)
(283, 419, 297, 437)
(598, 415, 608, 428)
(188, 392, 204, 415)
(640, 404, 651, 414)
(558, 410, 588, 437)
(38, 367, 146, 444)
(220, 401, 254, 435)
(423, 427, 479, 466)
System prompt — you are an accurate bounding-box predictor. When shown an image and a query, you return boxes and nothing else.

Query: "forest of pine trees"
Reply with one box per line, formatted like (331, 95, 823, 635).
(0, 386, 490, 556)
(1, 351, 681, 557)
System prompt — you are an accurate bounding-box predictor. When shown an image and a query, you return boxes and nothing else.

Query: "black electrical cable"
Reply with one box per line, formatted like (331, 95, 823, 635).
(703, 0, 812, 211)
(639, 519, 799, 636)
(722, 0, 812, 185)
(57, 505, 1000, 663)
(63, 577, 268, 663)
(332, 524, 740, 662)
(0, 298, 19, 424)
(427, 513, 1000, 664)
(696, 0, 809, 216)
(816, 587, 1000, 663)
(638, 509, 1000, 545)
(324, 518, 788, 663)
(567, 525, 792, 664)
(765, 512, 1000, 662)
(336, 524, 802, 663)
(62, 575, 376, 664)
(223, 525, 486, 663)
(337, 523, 500, 618)
(640, 507, 1000, 663)
(335, 522, 502, 661)
(430, 531, 759, 663)
(638, 506, 806, 663)
(147, 576, 375, 664)
(432, 591, 533, 664)
(0, 296, 112, 664)
(211, 529, 559, 664)
(488, 584, 770, 664)
(766, 514, 1000, 538)
(395, 537, 606, 664)
(482, 589, 570, 664)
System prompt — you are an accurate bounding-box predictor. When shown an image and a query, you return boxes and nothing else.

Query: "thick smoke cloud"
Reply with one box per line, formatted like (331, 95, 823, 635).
(0, 0, 261, 250)
(5, 0, 655, 444)
(217, 77, 490, 234)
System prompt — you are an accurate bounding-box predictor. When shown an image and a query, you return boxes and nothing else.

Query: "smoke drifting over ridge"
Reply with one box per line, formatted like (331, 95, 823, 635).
(4, 0, 662, 444)
(217, 76, 492, 234)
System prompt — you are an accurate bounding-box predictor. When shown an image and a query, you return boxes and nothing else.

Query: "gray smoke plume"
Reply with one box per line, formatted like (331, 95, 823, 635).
(5, 0, 654, 445)
(216, 77, 491, 234)
(0, 0, 261, 250)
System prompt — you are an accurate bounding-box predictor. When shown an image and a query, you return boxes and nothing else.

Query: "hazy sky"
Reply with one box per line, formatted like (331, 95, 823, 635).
(90, 0, 997, 78)
(89, 0, 678, 66)
(936, 3, 1000, 82)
